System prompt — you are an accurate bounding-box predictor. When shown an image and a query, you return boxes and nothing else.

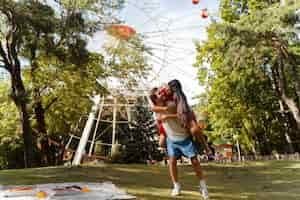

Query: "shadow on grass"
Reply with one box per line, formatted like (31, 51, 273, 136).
(0, 161, 299, 200)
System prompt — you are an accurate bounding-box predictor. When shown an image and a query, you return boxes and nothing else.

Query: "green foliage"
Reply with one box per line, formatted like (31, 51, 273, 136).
(0, 0, 155, 168)
(0, 81, 24, 169)
(195, 1, 300, 155)
(120, 98, 163, 163)
(22, 52, 106, 138)
(103, 37, 152, 88)
(220, 0, 281, 22)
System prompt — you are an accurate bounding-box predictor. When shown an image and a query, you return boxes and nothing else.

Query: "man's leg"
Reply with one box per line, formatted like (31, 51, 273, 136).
(169, 156, 178, 183)
(190, 156, 209, 199)
(169, 156, 181, 196)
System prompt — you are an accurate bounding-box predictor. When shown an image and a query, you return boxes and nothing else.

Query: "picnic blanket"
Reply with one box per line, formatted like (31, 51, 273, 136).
(0, 182, 136, 200)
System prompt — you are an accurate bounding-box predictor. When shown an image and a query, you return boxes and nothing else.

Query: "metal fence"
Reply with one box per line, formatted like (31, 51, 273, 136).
(237, 153, 300, 161)
(199, 153, 300, 163)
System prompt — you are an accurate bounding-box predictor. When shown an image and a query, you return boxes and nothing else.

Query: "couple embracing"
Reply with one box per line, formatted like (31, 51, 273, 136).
(150, 79, 210, 199)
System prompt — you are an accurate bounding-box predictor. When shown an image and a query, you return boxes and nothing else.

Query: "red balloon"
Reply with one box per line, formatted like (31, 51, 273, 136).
(106, 24, 136, 40)
(200, 9, 208, 19)
(192, 0, 200, 4)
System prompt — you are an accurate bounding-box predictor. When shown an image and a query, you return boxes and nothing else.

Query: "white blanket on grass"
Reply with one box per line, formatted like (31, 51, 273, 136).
(0, 182, 136, 200)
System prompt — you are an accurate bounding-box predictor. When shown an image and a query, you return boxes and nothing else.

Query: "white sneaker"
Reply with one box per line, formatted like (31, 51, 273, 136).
(200, 180, 209, 199)
(171, 183, 181, 196)
(200, 187, 209, 199)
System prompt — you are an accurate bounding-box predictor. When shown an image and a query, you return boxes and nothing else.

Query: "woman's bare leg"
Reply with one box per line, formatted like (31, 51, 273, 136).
(190, 156, 205, 179)
(159, 135, 166, 148)
(190, 121, 212, 154)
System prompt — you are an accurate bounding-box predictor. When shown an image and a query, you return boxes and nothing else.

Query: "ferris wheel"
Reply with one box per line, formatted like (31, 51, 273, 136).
(88, 0, 219, 95)
(69, 0, 220, 165)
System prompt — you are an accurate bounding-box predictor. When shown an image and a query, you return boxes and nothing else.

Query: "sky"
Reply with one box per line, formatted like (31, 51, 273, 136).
(87, 0, 220, 104)
(0, 0, 221, 103)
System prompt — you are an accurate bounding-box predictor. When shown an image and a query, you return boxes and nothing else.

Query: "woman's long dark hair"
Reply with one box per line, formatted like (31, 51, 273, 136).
(168, 79, 192, 128)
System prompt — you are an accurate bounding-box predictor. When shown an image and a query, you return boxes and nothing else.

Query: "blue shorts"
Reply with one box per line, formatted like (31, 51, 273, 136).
(167, 137, 198, 159)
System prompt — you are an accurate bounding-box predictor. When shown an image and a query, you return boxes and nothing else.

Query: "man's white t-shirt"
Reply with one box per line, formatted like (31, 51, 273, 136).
(161, 101, 190, 142)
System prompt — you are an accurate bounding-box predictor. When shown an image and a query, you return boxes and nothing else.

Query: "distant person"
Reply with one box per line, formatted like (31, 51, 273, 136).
(208, 142, 215, 161)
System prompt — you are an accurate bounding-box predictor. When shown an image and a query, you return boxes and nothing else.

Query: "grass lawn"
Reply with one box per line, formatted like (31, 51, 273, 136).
(0, 161, 300, 200)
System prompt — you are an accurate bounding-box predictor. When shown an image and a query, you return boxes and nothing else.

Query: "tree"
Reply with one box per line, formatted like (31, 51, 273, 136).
(103, 36, 152, 88)
(194, 1, 300, 154)
(0, 81, 24, 169)
(220, 0, 281, 22)
(0, 0, 123, 167)
(121, 98, 163, 163)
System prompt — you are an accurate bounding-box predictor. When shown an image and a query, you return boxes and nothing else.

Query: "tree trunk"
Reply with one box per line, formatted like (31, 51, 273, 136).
(281, 95, 300, 130)
(263, 131, 272, 155)
(11, 73, 33, 168)
(278, 100, 295, 153)
(236, 138, 241, 161)
(280, 46, 300, 103)
(30, 37, 47, 136)
(288, 65, 300, 103)
(34, 92, 51, 166)
(31, 57, 50, 165)
(284, 132, 294, 153)
(250, 143, 257, 159)
(277, 59, 300, 130)
(18, 101, 33, 168)
(254, 135, 263, 155)
(242, 121, 257, 156)
(33, 90, 47, 134)
(271, 58, 300, 131)
(0, 38, 34, 167)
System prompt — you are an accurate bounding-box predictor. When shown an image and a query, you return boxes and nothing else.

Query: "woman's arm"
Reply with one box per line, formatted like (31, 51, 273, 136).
(151, 105, 168, 113)
(158, 113, 178, 121)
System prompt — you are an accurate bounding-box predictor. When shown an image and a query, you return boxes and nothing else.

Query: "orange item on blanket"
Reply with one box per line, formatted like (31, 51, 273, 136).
(36, 191, 47, 198)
